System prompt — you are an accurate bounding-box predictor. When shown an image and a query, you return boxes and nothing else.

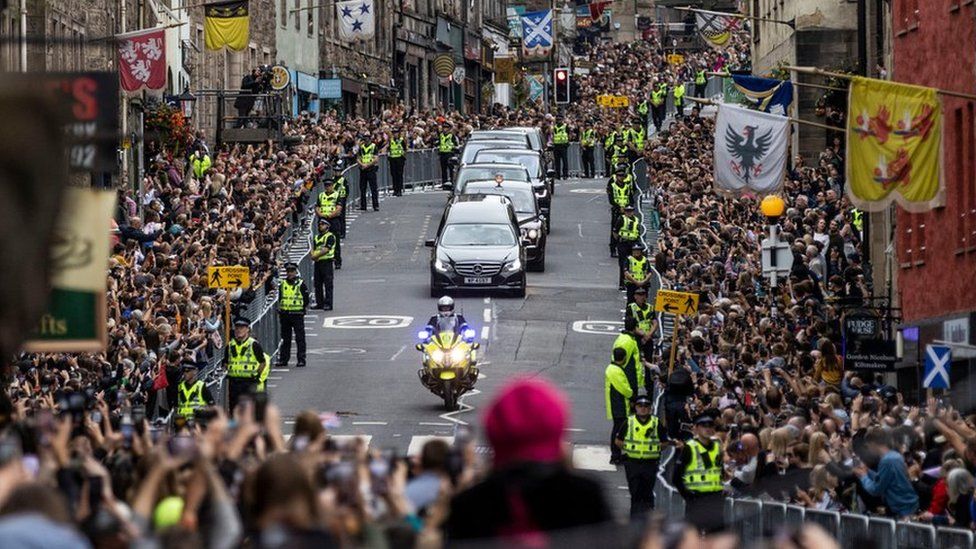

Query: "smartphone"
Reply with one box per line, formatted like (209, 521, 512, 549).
(167, 435, 197, 460)
(90, 411, 103, 425)
(131, 405, 146, 429)
(369, 456, 390, 496)
(253, 392, 268, 423)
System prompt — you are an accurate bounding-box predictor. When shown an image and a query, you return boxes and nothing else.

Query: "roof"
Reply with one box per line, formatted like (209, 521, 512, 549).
(446, 195, 516, 224)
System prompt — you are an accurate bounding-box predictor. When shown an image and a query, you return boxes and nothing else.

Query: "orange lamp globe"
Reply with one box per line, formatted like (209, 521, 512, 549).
(760, 195, 786, 219)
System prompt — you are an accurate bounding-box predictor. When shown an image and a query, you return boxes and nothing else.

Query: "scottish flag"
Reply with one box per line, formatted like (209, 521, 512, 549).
(729, 74, 794, 116)
(522, 10, 553, 57)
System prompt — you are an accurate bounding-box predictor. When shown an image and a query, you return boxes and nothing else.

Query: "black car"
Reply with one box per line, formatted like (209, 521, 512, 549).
(426, 195, 527, 297)
(460, 180, 547, 271)
(473, 149, 552, 233)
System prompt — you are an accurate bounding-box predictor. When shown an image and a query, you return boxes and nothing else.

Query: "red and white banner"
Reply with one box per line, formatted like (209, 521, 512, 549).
(118, 28, 166, 92)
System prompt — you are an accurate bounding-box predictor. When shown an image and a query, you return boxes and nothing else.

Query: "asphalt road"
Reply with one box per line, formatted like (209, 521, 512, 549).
(269, 177, 637, 510)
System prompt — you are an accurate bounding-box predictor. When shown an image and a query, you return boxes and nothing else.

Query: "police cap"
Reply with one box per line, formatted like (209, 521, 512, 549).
(181, 361, 200, 371)
(634, 287, 648, 295)
(633, 394, 653, 406)
(694, 413, 716, 426)
(233, 318, 250, 328)
(285, 262, 299, 272)
(632, 243, 645, 251)
(623, 204, 635, 211)
(317, 218, 330, 227)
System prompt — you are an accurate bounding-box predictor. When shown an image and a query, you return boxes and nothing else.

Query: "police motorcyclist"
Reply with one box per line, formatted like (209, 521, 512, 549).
(425, 296, 470, 336)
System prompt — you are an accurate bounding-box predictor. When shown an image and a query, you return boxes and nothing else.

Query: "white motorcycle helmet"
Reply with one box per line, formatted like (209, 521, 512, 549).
(437, 296, 455, 317)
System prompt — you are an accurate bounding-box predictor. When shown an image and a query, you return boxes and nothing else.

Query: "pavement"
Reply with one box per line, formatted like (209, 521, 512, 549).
(269, 177, 639, 513)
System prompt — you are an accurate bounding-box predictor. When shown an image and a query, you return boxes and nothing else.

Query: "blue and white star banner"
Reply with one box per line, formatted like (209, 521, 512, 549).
(521, 9, 553, 58)
(337, 0, 375, 42)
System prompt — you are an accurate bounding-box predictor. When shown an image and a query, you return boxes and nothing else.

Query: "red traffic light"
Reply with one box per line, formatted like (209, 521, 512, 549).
(556, 70, 567, 81)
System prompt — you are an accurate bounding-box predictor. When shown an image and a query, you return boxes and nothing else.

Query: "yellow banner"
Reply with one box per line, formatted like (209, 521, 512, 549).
(666, 53, 685, 66)
(596, 94, 629, 108)
(204, 0, 250, 51)
(846, 76, 944, 212)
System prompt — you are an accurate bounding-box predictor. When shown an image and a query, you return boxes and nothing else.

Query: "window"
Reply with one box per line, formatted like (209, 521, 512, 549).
(916, 219, 926, 264)
(281, 0, 287, 27)
(307, 0, 315, 36)
(752, 0, 761, 43)
(295, 0, 300, 30)
(900, 222, 913, 268)
(895, 0, 920, 34)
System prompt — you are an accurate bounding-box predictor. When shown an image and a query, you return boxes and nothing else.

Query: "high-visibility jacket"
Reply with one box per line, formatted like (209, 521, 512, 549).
(581, 129, 596, 147)
(610, 180, 633, 208)
(627, 256, 648, 282)
(622, 415, 662, 460)
(612, 332, 643, 390)
(439, 133, 456, 153)
(852, 208, 864, 232)
(358, 142, 376, 165)
(335, 176, 348, 199)
(673, 84, 686, 105)
(637, 100, 649, 116)
(612, 144, 629, 163)
(227, 337, 261, 378)
(278, 278, 305, 312)
(604, 363, 633, 420)
(314, 232, 336, 261)
(604, 131, 617, 148)
(389, 138, 405, 158)
(682, 438, 723, 493)
(695, 70, 707, 85)
(553, 124, 569, 145)
(317, 190, 340, 216)
(651, 89, 666, 106)
(629, 302, 654, 333)
(632, 127, 646, 150)
(177, 380, 206, 417)
(619, 215, 640, 241)
(191, 154, 212, 179)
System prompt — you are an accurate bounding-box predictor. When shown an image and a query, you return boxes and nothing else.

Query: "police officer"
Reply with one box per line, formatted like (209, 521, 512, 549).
(615, 393, 668, 516)
(277, 262, 309, 368)
(673, 413, 726, 533)
(673, 81, 687, 118)
(580, 125, 597, 178)
(603, 128, 618, 172)
(629, 288, 659, 361)
(636, 98, 649, 128)
(551, 118, 570, 179)
(438, 125, 459, 187)
(177, 362, 215, 418)
(311, 218, 337, 311)
(225, 319, 269, 412)
(333, 166, 349, 239)
(605, 347, 633, 465)
(357, 133, 380, 211)
(607, 163, 635, 257)
(628, 120, 646, 161)
(624, 244, 651, 304)
(317, 179, 343, 269)
(650, 82, 667, 132)
(387, 129, 407, 196)
(612, 316, 647, 397)
(694, 67, 707, 98)
(612, 205, 640, 288)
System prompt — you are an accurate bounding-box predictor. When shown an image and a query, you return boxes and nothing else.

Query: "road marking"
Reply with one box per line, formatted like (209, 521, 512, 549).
(564, 428, 586, 433)
(275, 369, 291, 372)
(351, 421, 388, 426)
(390, 344, 408, 361)
(307, 333, 319, 337)
(483, 308, 491, 323)
(439, 388, 481, 426)
(572, 445, 616, 472)
(354, 278, 387, 283)
(483, 297, 491, 304)
(323, 315, 414, 329)
(268, 376, 283, 380)
(481, 326, 490, 340)
(578, 223, 584, 238)
(408, 435, 454, 457)
(571, 320, 623, 335)
(267, 384, 278, 388)
(418, 421, 452, 427)
(577, 251, 583, 258)
(569, 188, 604, 194)
(308, 347, 367, 355)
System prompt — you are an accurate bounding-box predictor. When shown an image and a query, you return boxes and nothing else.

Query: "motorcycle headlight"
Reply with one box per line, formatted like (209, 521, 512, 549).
(417, 329, 431, 341)
(450, 347, 465, 363)
(462, 327, 477, 341)
(503, 259, 522, 272)
(430, 349, 445, 363)
(434, 258, 450, 272)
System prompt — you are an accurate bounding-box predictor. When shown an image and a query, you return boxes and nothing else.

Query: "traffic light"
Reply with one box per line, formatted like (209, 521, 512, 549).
(554, 67, 570, 104)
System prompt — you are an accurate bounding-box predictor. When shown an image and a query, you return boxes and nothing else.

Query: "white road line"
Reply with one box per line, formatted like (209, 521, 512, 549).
(483, 297, 491, 304)
(564, 428, 586, 432)
(571, 445, 617, 472)
(390, 344, 407, 361)
(351, 421, 388, 426)
(408, 435, 454, 457)
(267, 384, 278, 388)
(355, 278, 387, 283)
(268, 376, 283, 380)
(483, 308, 491, 323)
(307, 333, 319, 337)
(577, 223, 584, 238)
(275, 369, 291, 372)
(481, 326, 490, 340)
(418, 421, 453, 427)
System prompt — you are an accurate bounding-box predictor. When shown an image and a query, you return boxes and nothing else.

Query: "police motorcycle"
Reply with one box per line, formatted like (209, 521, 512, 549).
(415, 297, 480, 411)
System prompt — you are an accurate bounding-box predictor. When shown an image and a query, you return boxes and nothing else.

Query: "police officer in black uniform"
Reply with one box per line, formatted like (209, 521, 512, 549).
(614, 393, 668, 517)
(673, 413, 727, 534)
(276, 262, 310, 368)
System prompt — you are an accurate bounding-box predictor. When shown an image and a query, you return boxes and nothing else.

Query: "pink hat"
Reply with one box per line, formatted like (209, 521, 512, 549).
(483, 377, 569, 467)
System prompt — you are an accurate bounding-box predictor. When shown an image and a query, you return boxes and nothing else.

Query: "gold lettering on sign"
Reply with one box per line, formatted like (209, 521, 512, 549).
(38, 314, 68, 336)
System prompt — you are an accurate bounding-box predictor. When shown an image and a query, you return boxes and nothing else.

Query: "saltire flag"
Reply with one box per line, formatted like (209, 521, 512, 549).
(696, 12, 739, 49)
(117, 27, 166, 92)
(727, 74, 794, 116)
(846, 77, 943, 212)
(337, 0, 376, 42)
(713, 103, 790, 195)
(204, 0, 249, 51)
(521, 10, 553, 58)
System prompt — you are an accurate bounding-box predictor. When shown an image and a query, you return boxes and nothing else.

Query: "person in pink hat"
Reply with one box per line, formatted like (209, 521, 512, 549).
(444, 377, 611, 543)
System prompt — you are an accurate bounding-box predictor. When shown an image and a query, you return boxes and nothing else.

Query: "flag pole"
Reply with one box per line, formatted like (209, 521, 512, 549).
(786, 65, 976, 101)
(671, 5, 795, 29)
(686, 96, 845, 132)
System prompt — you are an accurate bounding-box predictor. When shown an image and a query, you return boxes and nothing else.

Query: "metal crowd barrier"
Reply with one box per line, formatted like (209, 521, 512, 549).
(344, 148, 442, 210)
(722, 498, 975, 548)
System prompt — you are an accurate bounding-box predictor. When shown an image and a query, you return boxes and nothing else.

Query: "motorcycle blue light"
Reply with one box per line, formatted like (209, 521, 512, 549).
(417, 329, 431, 340)
(462, 328, 476, 341)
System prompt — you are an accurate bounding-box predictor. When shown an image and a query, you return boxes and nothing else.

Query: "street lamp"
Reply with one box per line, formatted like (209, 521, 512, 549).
(760, 194, 786, 221)
(759, 194, 791, 319)
(178, 88, 196, 119)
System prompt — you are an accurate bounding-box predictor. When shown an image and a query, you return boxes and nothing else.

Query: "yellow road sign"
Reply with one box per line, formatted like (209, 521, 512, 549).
(596, 94, 630, 108)
(207, 266, 250, 289)
(654, 289, 699, 315)
(666, 53, 685, 66)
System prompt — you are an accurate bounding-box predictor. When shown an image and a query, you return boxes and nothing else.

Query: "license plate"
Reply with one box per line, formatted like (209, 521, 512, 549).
(464, 277, 491, 284)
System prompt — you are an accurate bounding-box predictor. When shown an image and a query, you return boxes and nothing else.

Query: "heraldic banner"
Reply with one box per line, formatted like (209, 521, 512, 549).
(204, 0, 250, 51)
(713, 103, 789, 196)
(846, 76, 944, 212)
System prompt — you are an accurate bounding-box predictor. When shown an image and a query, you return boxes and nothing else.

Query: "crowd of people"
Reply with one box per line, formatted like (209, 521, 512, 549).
(0, 20, 962, 549)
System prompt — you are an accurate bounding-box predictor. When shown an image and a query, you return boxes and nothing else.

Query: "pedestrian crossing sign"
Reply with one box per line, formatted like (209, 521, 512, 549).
(207, 265, 250, 289)
(654, 289, 698, 315)
(596, 94, 629, 108)
(923, 345, 951, 389)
